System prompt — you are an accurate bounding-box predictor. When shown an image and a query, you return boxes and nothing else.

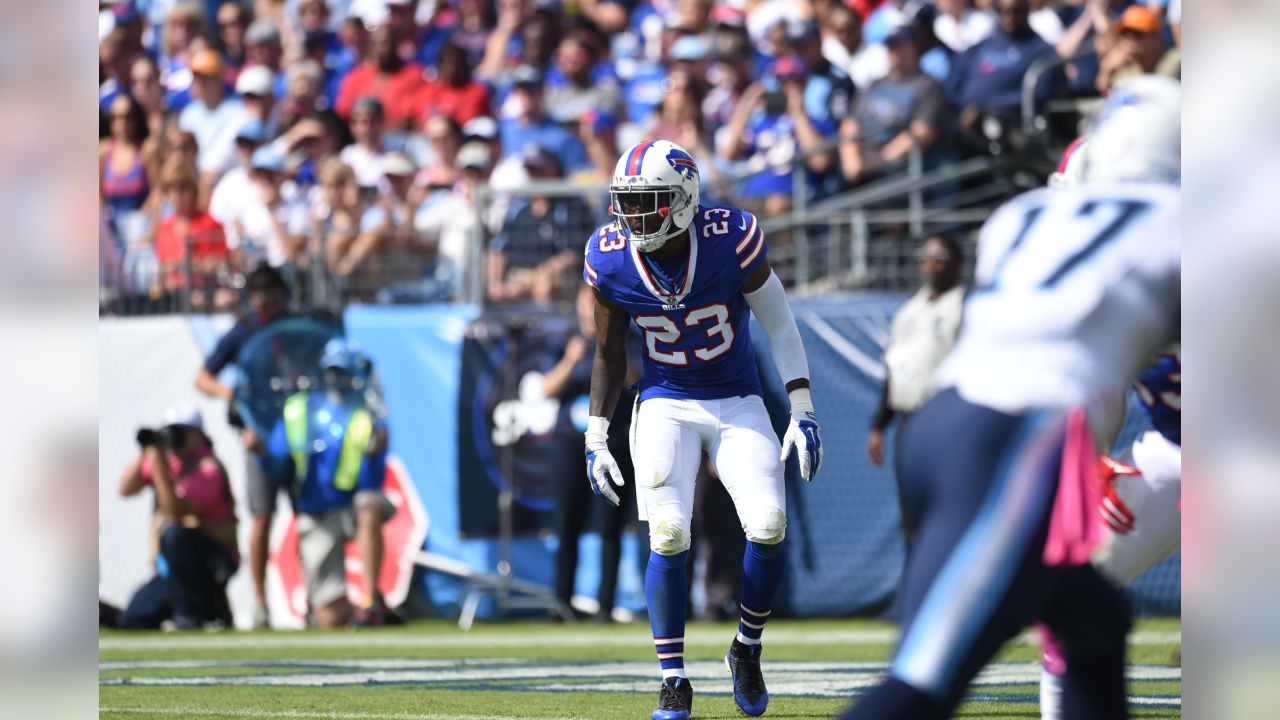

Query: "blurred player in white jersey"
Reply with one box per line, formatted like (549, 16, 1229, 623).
(583, 139, 824, 719)
(841, 75, 1181, 720)
(1039, 119, 1183, 720)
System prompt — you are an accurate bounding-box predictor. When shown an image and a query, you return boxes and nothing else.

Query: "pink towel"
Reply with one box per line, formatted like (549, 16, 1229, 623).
(1042, 408, 1104, 567)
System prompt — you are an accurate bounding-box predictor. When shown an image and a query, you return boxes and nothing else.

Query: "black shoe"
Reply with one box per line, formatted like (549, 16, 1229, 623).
(349, 605, 386, 628)
(726, 638, 768, 716)
(376, 597, 405, 626)
(652, 676, 693, 720)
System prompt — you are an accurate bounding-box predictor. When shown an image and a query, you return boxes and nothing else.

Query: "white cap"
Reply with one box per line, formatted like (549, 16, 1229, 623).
(162, 407, 204, 430)
(382, 151, 416, 177)
(456, 142, 492, 171)
(236, 65, 275, 97)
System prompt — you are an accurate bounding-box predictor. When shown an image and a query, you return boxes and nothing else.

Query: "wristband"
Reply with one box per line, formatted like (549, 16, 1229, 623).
(788, 387, 814, 415)
(585, 415, 610, 446)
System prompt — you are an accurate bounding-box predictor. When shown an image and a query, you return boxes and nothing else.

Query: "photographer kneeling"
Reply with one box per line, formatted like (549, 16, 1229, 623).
(117, 413, 239, 630)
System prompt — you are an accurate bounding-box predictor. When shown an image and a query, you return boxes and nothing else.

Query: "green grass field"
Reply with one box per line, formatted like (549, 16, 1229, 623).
(100, 617, 1180, 719)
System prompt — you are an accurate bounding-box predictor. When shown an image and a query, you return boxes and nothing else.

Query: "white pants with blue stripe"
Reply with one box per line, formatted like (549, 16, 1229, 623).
(630, 395, 787, 555)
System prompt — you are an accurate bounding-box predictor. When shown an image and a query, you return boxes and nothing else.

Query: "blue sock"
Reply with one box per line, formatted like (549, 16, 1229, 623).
(737, 540, 786, 646)
(646, 550, 689, 679)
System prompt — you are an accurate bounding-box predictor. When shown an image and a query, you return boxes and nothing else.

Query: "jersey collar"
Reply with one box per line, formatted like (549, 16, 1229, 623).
(629, 226, 697, 309)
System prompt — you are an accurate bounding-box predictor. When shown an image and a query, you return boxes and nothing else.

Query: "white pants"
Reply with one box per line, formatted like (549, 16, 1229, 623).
(1095, 430, 1182, 585)
(630, 395, 787, 555)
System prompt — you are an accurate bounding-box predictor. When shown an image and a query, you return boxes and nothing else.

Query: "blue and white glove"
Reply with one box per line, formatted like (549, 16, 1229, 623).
(585, 416, 625, 506)
(779, 388, 823, 481)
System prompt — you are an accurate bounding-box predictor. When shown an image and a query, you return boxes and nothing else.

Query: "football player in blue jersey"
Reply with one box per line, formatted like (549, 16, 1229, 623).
(581, 139, 824, 720)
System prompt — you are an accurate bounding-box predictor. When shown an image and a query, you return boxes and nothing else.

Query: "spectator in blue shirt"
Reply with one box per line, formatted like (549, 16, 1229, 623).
(195, 264, 291, 629)
(946, 0, 1061, 138)
(486, 145, 595, 305)
(720, 55, 838, 215)
(250, 338, 399, 627)
(498, 65, 591, 174)
(100, 27, 140, 114)
(790, 21, 857, 127)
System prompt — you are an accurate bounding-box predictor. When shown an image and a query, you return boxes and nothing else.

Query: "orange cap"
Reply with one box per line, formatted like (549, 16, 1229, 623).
(1118, 6, 1161, 34)
(189, 49, 224, 77)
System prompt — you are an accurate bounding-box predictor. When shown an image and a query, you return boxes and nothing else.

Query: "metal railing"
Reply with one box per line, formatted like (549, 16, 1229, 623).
(100, 129, 1036, 314)
(1022, 49, 1099, 134)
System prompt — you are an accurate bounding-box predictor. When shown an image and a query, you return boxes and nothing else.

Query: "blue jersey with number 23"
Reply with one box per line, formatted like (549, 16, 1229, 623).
(584, 205, 768, 403)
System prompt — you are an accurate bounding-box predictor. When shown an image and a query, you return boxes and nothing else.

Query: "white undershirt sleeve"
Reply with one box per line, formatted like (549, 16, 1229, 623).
(743, 270, 810, 395)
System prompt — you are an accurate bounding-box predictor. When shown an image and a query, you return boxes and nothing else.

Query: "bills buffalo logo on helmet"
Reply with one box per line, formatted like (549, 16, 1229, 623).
(666, 148, 698, 179)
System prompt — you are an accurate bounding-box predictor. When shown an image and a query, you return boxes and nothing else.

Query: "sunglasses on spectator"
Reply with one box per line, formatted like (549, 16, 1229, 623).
(915, 250, 952, 262)
(1120, 28, 1152, 38)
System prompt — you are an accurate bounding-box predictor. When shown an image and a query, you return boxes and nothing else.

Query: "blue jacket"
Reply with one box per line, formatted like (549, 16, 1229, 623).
(946, 30, 1061, 111)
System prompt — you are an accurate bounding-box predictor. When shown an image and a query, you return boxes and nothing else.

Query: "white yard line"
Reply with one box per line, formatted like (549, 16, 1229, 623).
(99, 707, 575, 720)
(100, 628, 1179, 652)
(100, 659, 1181, 697)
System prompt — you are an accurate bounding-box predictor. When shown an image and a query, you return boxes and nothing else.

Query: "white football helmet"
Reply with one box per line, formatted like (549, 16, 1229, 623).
(1077, 74, 1181, 185)
(610, 139, 701, 253)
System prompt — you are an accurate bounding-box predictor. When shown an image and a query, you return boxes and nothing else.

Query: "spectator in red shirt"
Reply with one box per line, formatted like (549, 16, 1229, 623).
(154, 159, 236, 310)
(413, 43, 491, 126)
(335, 26, 427, 129)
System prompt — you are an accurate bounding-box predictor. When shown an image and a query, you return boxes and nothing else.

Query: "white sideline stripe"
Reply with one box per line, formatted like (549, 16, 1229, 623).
(852, 316, 891, 349)
(100, 628, 1180, 651)
(100, 659, 1181, 694)
(100, 707, 573, 720)
(802, 314, 886, 380)
(100, 659, 522, 671)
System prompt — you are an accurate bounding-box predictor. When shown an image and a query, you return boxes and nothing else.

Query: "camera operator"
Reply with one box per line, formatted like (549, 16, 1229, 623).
(116, 412, 239, 630)
(246, 339, 398, 628)
(195, 263, 291, 628)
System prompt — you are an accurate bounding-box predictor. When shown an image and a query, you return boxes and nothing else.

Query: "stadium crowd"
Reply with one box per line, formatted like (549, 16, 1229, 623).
(99, 0, 1181, 311)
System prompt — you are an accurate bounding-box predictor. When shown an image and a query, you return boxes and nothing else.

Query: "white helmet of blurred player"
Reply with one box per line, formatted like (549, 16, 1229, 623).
(610, 139, 701, 253)
(1077, 74, 1181, 185)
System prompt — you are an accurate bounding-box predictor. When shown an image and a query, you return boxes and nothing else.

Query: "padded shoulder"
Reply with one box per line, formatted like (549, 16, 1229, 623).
(584, 220, 628, 289)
